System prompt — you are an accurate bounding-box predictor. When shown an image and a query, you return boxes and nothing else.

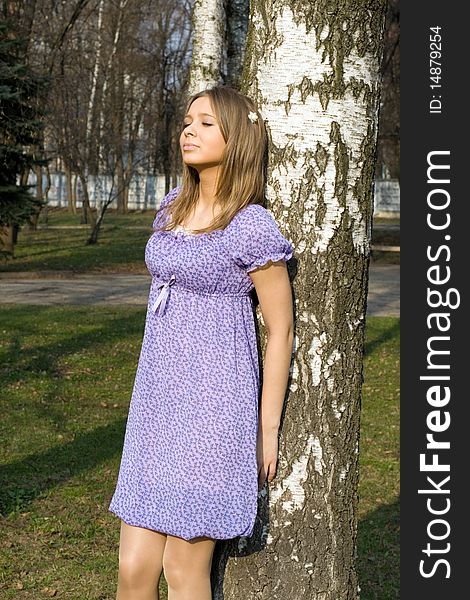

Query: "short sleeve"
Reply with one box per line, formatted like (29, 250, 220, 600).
(152, 186, 181, 229)
(225, 204, 294, 272)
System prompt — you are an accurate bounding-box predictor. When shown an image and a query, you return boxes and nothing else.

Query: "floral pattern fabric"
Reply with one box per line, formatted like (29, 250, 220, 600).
(108, 186, 294, 540)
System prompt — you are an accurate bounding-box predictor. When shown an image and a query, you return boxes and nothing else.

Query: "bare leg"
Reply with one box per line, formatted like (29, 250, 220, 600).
(116, 520, 168, 600)
(163, 535, 217, 600)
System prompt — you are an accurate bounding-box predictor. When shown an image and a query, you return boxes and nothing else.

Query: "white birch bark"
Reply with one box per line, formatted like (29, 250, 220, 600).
(101, 0, 129, 104)
(211, 1, 387, 598)
(188, 0, 226, 95)
(86, 0, 104, 146)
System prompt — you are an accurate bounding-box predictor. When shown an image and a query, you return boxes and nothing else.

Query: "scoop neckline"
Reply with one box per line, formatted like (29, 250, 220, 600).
(173, 223, 218, 236)
(156, 196, 261, 239)
(163, 223, 225, 239)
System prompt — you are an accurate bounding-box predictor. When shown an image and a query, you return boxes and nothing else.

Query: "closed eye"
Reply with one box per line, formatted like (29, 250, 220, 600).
(182, 123, 213, 128)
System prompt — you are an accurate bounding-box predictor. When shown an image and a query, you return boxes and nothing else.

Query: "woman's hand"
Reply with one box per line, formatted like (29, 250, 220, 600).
(257, 426, 279, 491)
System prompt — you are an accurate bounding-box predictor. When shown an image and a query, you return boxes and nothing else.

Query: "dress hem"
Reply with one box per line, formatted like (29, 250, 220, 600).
(108, 506, 256, 542)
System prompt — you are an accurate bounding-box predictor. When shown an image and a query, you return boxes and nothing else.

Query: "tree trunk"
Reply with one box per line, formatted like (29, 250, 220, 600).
(72, 172, 78, 213)
(225, 0, 249, 88)
(188, 0, 226, 95)
(41, 166, 51, 225)
(65, 165, 75, 213)
(78, 173, 96, 227)
(116, 156, 125, 213)
(210, 1, 387, 599)
(29, 164, 43, 230)
(123, 141, 135, 213)
(0, 225, 14, 256)
(85, 0, 105, 174)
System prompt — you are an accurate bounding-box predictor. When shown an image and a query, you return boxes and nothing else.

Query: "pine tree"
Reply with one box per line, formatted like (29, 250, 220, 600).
(0, 18, 48, 256)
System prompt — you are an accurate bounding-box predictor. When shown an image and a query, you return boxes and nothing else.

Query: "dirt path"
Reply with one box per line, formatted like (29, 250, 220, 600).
(0, 264, 399, 317)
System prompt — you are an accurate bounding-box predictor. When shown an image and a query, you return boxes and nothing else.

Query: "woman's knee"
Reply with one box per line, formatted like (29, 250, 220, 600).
(118, 522, 166, 589)
(162, 536, 215, 590)
(162, 550, 187, 590)
(118, 552, 163, 589)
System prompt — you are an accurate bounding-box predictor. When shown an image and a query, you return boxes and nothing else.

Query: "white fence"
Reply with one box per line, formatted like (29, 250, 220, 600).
(30, 172, 400, 215)
(374, 179, 400, 215)
(33, 173, 178, 211)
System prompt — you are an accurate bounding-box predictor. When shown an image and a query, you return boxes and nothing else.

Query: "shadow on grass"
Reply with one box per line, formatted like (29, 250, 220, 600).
(0, 417, 127, 516)
(364, 318, 400, 357)
(0, 228, 150, 273)
(0, 305, 147, 515)
(357, 499, 400, 599)
(0, 304, 145, 386)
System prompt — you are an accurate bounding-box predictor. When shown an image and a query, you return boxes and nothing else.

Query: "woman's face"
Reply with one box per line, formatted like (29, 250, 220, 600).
(179, 96, 226, 171)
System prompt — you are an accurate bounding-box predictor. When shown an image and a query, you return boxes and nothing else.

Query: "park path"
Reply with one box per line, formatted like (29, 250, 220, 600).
(0, 263, 399, 317)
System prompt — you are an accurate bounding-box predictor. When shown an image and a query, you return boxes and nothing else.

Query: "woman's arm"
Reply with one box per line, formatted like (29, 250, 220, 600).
(249, 259, 294, 489)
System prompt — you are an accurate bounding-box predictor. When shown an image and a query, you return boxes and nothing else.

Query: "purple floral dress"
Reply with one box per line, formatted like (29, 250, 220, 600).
(108, 186, 293, 540)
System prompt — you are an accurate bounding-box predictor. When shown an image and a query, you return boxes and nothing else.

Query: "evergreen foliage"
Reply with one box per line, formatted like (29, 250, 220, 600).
(0, 19, 48, 227)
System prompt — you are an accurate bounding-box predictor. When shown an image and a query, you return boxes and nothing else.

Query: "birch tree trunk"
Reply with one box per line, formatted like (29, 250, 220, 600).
(65, 166, 76, 213)
(85, 0, 105, 172)
(188, 0, 226, 95)
(225, 0, 250, 89)
(208, 1, 387, 598)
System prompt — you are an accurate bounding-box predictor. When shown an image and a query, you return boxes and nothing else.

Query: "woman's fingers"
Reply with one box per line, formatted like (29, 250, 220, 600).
(258, 460, 278, 490)
(267, 460, 277, 482)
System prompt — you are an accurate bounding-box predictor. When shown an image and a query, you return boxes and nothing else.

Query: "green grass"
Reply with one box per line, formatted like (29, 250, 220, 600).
(0, 308, 399, 599)
(37, 206, 156, 229)
(0, 209, 156, 274)
(358, 317, 400, 599)
(1, 207, 400, 273)
(371, 222, 400, 264)
(372, 216, 400, 226)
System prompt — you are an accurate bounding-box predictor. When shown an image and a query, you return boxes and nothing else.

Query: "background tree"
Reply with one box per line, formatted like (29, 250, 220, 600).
(188, 0, 225, 92)
(187, 1, 388, 598)
(17, 0, 192, 240)
(0, 16, 48, 257)
(375, 0, 399, 179)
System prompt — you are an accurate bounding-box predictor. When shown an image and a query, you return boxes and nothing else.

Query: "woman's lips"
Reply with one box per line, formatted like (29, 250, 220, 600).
(183, 144, 198, 151)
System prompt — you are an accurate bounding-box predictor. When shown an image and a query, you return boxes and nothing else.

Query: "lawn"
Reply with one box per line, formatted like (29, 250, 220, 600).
(0, 306, 399, 599)
(0, 208, 399, 273)
(0, 209, 156, 275)
(358, 317, 400, 598)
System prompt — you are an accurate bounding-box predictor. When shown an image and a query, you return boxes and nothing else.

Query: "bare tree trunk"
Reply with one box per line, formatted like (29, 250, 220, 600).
(65, 165, 75, 213)
(72, 172, 78, 213)
(0, 226, 14, 256)
(101, 0, 129, 101)
(209, 1, 387, 598)
(123, 183, 129, 212)
(225, 0, 249, 88)
(85, 0, 105, 172)
(116, 156, 125, 213)
(188, 0, 226, 95)
(78, 173, 96, 227)
(28, 164, 43, 230)
(44, 163, 51, 201)
(123, 149, 134, 213)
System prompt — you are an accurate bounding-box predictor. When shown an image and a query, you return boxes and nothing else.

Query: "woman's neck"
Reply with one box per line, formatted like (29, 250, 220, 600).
(196, 168, 220, 210)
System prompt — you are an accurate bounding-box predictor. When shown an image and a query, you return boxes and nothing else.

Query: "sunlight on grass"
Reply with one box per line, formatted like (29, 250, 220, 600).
(0, 307, 398, 599)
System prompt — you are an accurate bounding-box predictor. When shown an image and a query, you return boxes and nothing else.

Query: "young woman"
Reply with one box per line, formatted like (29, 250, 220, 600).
(108, 85, 294, 600)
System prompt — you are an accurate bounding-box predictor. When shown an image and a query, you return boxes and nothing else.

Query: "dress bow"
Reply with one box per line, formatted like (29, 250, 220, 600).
(152, 274, 176, 316)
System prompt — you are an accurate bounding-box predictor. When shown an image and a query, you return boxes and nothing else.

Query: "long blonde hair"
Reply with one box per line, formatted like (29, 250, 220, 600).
(159, 85, 268, 234)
